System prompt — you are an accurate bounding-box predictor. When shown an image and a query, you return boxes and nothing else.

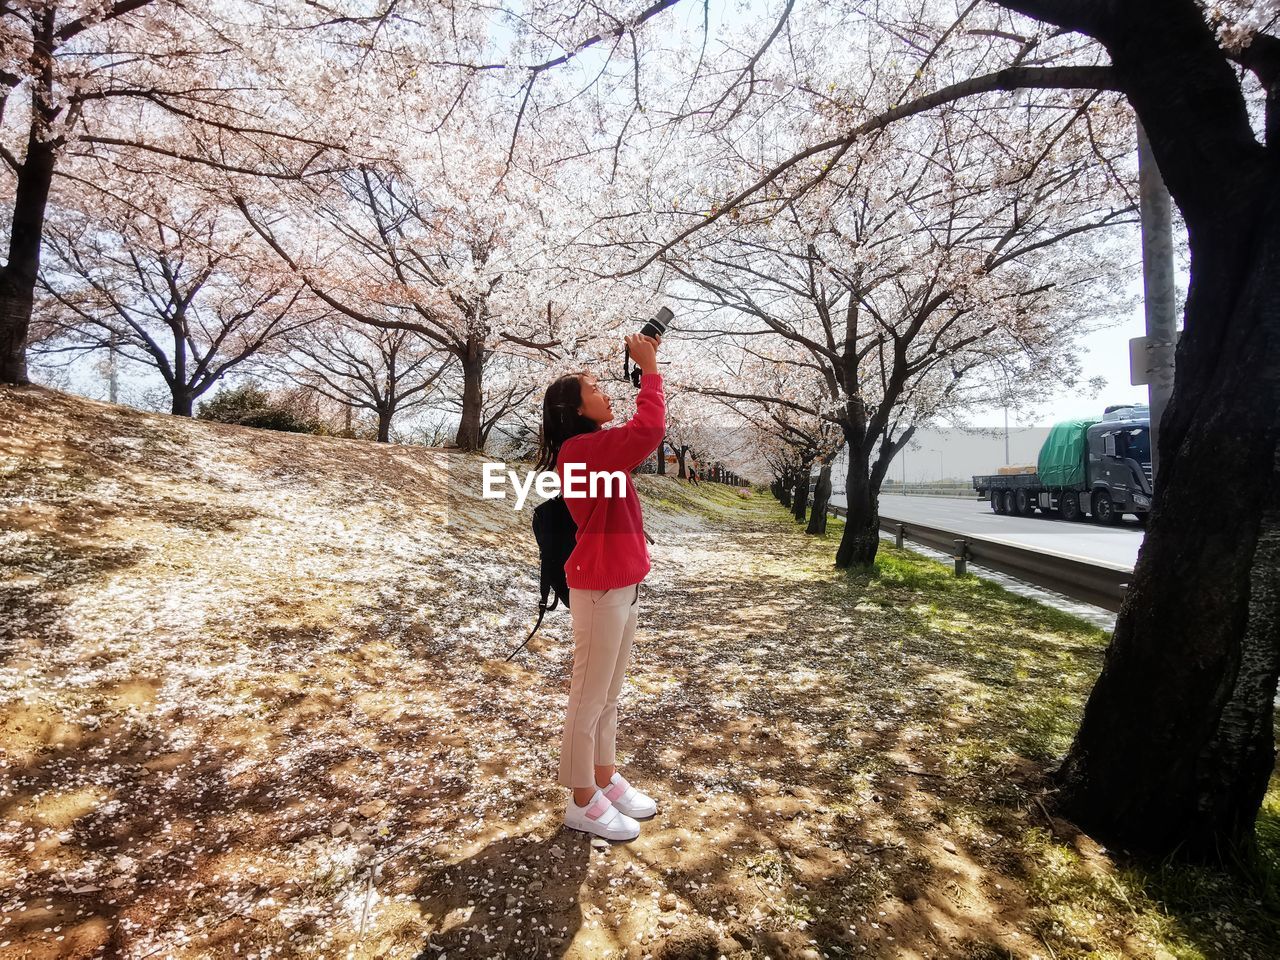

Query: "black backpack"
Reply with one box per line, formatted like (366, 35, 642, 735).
(505, 494, 577, 661)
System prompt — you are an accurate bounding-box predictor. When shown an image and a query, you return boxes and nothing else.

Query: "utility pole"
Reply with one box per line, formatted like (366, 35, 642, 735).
(1003, 404, 1010, 466)
(1130, 118, 1178, 481)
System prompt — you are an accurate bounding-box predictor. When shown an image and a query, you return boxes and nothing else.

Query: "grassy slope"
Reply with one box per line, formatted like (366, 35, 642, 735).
(0, 385, 1276, 960)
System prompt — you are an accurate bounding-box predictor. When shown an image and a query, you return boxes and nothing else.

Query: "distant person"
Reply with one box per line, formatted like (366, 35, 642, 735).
(532, 333, 665, 842)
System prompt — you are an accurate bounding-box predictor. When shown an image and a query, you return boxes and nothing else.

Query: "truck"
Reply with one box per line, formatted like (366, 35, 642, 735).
(972, 405, 1153, 525)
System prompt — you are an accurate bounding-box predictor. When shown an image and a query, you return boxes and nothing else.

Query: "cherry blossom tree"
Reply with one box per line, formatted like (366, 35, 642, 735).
(0, 0, 408, 386)
(276, 316, 454, 443)
(234, 151, 616, 451)
(659, 98, 1134, 563)
(34, 191, 304, 415)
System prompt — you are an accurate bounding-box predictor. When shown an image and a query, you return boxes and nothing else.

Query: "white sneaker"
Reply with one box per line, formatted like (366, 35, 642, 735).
(564, 788, 640, 841)
(601, 772, 658, 819)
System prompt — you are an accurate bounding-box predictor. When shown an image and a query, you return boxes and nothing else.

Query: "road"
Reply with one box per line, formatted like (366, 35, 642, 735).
(828, 493, 1145, 571)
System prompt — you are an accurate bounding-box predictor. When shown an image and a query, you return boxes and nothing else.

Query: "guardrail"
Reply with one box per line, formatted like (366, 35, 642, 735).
(827, 505, 1131, 612)
(822, 484, 976, 499)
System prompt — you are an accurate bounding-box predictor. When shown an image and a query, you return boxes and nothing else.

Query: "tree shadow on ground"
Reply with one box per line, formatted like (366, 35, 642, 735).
(408, 831, 591, 958)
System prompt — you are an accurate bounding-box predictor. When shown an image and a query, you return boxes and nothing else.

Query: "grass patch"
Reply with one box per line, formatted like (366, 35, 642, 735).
(760, 496, 1280, 960)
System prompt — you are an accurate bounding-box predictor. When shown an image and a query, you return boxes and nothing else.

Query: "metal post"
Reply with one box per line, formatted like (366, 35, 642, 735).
(1136, 117, 1177, 482)
(896, 524, 905, 549)
(953, 539, 968, 577)
(1003, 405, 1009, 466)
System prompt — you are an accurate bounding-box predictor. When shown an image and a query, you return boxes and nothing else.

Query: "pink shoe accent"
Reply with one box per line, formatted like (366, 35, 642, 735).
(584, 795, 611, 820)
(604, 779, 628, 803)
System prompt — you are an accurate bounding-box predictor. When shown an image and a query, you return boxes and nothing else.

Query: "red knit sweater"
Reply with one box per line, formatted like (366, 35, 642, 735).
(555, 372, 665, 590)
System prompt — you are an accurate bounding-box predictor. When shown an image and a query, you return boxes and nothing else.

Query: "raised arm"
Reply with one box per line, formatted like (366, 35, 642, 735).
(562, 372, 666, 474)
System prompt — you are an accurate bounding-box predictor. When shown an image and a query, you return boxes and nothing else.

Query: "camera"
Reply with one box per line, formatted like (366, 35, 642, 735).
(639, 305, 674, 340)
(626, 306, 674, 387)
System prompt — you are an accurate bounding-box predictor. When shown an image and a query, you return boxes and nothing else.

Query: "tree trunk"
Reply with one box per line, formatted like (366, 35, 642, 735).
(0, 123, 56, 386)
(835, 452, 879, 567)
(170, 322, 190, 416)
(657, 438, 666, 475)
(1054, 201, 1280, 861)
(791, 467, 810, 523)
(675, 447, 688, 479)
(986, 0, 1280, 862)
(807, 463, 832, 535)
(778, 470, 793, 509)
(377, 408, 393, 443)
(455, 341, 484, 451)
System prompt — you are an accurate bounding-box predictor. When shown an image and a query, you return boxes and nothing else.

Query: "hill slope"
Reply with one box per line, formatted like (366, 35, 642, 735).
(0, 385, 750, 958)
(1, 385, 727, 676)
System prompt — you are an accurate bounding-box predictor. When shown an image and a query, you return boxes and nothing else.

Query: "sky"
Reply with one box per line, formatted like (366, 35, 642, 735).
(964, 272, 1179, 429)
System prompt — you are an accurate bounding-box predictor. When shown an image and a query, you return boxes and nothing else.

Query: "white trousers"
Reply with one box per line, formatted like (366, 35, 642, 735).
(557, 583, 640, 788)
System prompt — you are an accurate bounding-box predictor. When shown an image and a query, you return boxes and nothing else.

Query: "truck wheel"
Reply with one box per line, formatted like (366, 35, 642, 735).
(1015, 488, 1034, 516)
(990, 489, 1004, 514)
(1003, 490, 1017, 515)
(1059, 491, 1082, 522)
(1092, 490, 1121, 525)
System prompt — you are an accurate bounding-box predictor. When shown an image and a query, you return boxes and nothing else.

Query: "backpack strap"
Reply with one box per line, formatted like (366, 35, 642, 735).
(505, 605, 544, 662)
(540, 566, 561, 613)
(506, 580, 557, 662)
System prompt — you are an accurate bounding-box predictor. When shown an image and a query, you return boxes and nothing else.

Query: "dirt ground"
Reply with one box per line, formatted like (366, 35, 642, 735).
(1, 385, 1277, 960)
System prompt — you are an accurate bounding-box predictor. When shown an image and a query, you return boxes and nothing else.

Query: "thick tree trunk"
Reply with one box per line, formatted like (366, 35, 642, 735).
(986, 0, 1280, 862)
(455, 341, 484, 451)
(656, 438, 666, 475)
(675, 447, 688, 479)
(778, 470, 793, 509)
(171, 390, 194, 417)
(1054, 202, 1280, 861)
(0, 124, 56, 386)
(807, 463, 832, 535)
(835, 453, 879, 567)
(376, 408, 393, 443)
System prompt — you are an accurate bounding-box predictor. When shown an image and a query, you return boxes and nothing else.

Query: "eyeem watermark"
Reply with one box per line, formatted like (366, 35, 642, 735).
(482, 462, 625, 510)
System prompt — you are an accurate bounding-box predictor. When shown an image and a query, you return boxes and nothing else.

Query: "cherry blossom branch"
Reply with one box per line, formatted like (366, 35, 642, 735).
(621, 64, 1118, 275)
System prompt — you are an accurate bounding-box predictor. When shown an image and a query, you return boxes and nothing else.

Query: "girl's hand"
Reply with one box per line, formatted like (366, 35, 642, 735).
(625, 333, 659, 374)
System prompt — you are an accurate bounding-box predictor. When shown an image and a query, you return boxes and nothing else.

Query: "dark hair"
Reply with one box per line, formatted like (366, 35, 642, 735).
(534, 371, 600, 472)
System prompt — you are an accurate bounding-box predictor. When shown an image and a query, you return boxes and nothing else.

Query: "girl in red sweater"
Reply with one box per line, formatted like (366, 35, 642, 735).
(533, 333, 665, 842)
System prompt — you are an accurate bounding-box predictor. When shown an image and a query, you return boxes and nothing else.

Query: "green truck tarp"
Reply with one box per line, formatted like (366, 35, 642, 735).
(1037, 419, 1098, 488)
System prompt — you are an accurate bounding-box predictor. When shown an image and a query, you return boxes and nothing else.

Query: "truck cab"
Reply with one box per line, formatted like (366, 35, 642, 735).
(1085, 408, 1153, 523)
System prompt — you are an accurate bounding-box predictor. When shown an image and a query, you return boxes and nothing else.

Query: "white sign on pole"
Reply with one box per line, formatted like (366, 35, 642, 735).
(1130, 335, 1152, 386)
